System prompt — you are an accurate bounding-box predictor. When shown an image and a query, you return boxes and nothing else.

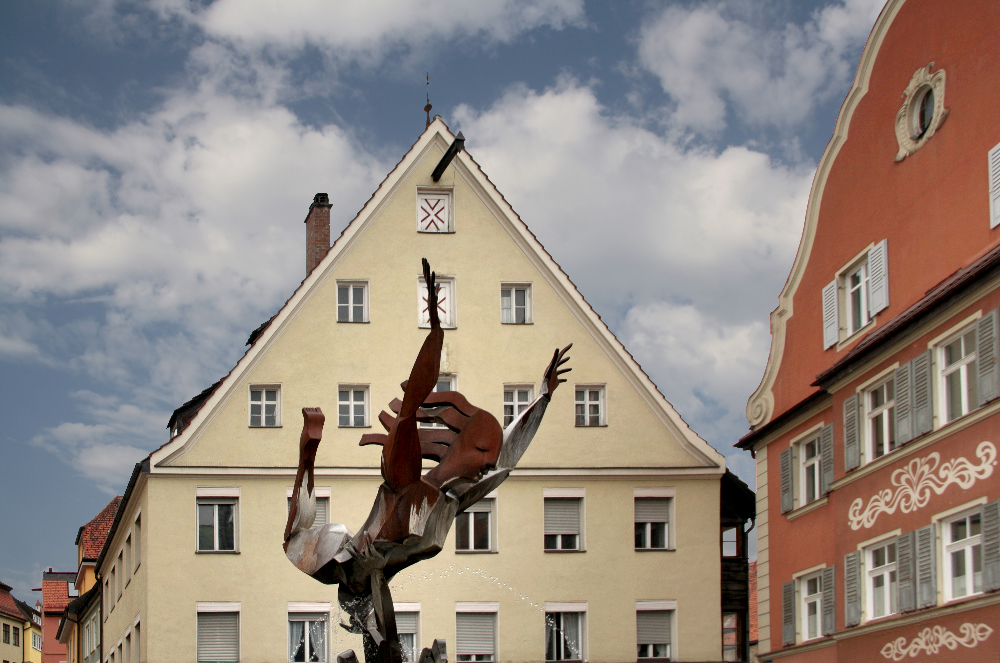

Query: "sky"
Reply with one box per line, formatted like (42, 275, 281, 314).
(0, 0, 887, 600)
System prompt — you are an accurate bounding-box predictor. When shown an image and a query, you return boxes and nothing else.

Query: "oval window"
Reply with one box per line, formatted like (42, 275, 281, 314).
(913, 86, 935, 139)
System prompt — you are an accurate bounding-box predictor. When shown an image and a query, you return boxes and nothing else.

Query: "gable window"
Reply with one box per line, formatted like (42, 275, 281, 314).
(456, 498, 495, 553)
(338, 387, 369, 427)
(395, 607, 420, 663)
(503, 386, 532, 428)
(636, 609, 672, 660)
(197, 488, 240, 552)
(418, 276, 456, 328)
(500, 284, 531, 324)
(822, 240, 888, 349)
(574, 387, 604, 427)
(866, 541, 897, 619)
(249, 386, 280, 428)
(634, 497, 670, 550)
(944, 510, 983, 600)
(545, 605, 585, 662)
(288, 611, 328, 662)
(197, 604, 239, 663)
(455, 609, 497, 663)
(417, 189, 453, 233)
(544, 491, 583, 551)
(337, 282, 368, 323)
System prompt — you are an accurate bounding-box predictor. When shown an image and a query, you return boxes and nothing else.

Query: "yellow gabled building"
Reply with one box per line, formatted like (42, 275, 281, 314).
(97, 118, 753, 663)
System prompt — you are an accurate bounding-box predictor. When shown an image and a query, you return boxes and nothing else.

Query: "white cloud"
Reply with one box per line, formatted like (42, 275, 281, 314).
(637, 0, 885, 133)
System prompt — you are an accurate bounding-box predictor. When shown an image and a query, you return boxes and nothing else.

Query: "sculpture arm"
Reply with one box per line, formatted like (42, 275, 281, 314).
(284, 408, 325, 549)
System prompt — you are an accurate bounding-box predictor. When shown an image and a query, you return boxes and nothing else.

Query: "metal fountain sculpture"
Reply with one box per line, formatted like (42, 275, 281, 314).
(284, 259, 572, 663)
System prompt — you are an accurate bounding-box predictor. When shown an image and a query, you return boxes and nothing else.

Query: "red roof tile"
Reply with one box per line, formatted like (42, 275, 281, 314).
(41, 574, 74, 614)
(78, 496, 122, 561)
(749, 560, 758, 643)
(0, 586, 24, 622)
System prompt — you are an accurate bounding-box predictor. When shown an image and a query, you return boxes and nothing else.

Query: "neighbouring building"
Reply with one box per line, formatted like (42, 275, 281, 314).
(1, 581, 39, 663)
(95, 117, 754, 662)
(57, 498, 122, 663)
(740, 0, 1000, 661)
(38, 571, 75, 663)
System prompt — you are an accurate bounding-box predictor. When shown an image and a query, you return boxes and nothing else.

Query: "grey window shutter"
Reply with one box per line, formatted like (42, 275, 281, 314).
(635, 498, 669, 523)
(544, 498, 580, 535)
(197, 612, 239, 663)
(822, 280, 839, 350)
(982, 499, 1000, 592)
(990, 141, 1000, 229)
(896, 531, 916, 612)
(820, 424, 834, 494)
(915, 524, 937, 609)
(395, 612, 418, 635)
(466, 499, 493, 514)
(316, 497, 328, 525)
(894, 361, 913, 445)
(843, 395, 860, 471)
(456, 613, 495, 656)
(636, 611, 670, 645)
(843, 552, 861, 627)
(781, 581, 796, 646)
(977, 309, 1000, 406)
(821, 566, 836, 636)
(780, 448, 794, 514)
(912, 351, 933, 437)
(868, 239, 889, 315)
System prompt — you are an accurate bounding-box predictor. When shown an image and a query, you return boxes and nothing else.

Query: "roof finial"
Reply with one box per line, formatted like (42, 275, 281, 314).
(424, 72, 433, 128)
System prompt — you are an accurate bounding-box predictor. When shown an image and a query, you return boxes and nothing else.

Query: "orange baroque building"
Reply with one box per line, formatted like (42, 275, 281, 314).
(739, 0, 1000, 661)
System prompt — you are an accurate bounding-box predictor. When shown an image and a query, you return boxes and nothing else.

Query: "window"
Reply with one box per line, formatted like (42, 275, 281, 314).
(117, 551, 124, 598)
(865, 378, 896, 461)
(288, 612, 327, 662)
(574, 387, 604, 427)
(545, 608, 585, 662)
(85, 622, 91, 654)
(33, 631, 42, 651)
(338, 387, 368, 427)
(124, 632, 130, 663)
(893, 64, 946, 162)
(92, 615, 100, 652)
(2, 623, 7, 644)
(125, 534, 132, 585)
(800, 572, 823, 641)
(287, 489, 330, 526)
(455, 611, 496, 662)
(197, 607, 239, 663)
(990, 140, 1000, 229)
(634, 497, 670, 550)
(944, 510, 982, 600)
(822, 240, 888, 349)
(500, 284, 531, 324)
(503, 386, 532, 428)
(249, 386, 280, 427)
(336, 282, 368, 323)
(197, 491, 239, 552)
(104, 578, 110, 619)
(418, 276, 456, 328)
(11, 627, 17, 648)
(544, 494, 582, 551)
(396, 609, 419, 663)
(721, 527, 740, 558)
(866, 541, 897, 619)
(456, 498, 494, 552)
(799, 436, 822, 506)
(637, 610, 671, 660)
(417, 189, 453, 233)
(110, 565, 117, 608)
(420, 376, 455, 429)
(721, 612, 741, 662)
(133, 622, 140, 663)
(134, 514, 141, 571)
(940, 327, 978, 423)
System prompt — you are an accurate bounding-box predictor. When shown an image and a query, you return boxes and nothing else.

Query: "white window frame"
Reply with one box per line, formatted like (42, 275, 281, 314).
(32, 630, 42, 652)
(863, 373, 896, 464)
(117, 549, 124, 598)
(799, 570, 824, 642)
(196, 487, 241, 553)
(574, 386, 605, 427)
(865, 539, 897, 620)
(125, 533, 132, 587)
(394, 603, 421, 663)
(500, 283, 532, 324)
(544, 602, 586, 662)
(544, 488, 585, 552)
(456, 493, 497, 554)
(636, 600, 676, 661)
(336, 281, 369, 323)
(937, 325, 978, 424)
(416, 188, 454, 233)
(455, 602, 498, 663)
(337, 385, 369, 428)
(798, 435, 822, 507)
(287, 487, 331, 526)
(418, 275, 456, 328)
(844, 258, 870, 336)
(249, 384, 281, 428)
(196, 602, 240, 663)
(133, 512, 141, 572)
(287, 603, 330, 663)
(634, 488, 674, 551)
(943, 508, 983, 601)
(503, 385, 533, 428)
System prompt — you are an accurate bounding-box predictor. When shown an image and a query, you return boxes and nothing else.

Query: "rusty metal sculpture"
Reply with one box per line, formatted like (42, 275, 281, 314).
(284, 259, 571, 663)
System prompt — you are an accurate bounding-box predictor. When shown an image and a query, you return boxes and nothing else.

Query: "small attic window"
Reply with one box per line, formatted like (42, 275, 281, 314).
(417, 188, 453, 233)
(894, 63, 947, 162)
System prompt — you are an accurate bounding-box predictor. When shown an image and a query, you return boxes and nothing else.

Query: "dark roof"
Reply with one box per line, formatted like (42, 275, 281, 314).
(720, 470, 756, 522)
(95, 461, 148, 574)
(737, 390, 830, 449)
(55, 583, 99, 641)
(246, 314, 277, 347)
(167, 378, 223, 432)
(77, 496, 122, 560)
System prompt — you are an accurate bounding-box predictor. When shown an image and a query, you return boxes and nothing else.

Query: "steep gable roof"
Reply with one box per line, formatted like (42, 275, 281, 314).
(152, 118, 724, 471)
(75, 496, 122, 561)
(0, 583, 25, 622)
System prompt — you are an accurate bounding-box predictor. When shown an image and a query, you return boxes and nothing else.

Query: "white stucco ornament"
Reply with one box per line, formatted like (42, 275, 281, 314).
(893, 63, 947, 162)
(847, 441, 996, 530)
(880, 623, 993, 660)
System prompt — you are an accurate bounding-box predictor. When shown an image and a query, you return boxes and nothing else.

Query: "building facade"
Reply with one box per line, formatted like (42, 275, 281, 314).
(95, 118, 753, 662)
(741, 0, 1000, 660)
(39, 572, 74, 663)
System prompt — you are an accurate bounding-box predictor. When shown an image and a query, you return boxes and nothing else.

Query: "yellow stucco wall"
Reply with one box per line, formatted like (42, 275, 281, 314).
(24, 621, 42, 663)
(100, 478, 147, 663)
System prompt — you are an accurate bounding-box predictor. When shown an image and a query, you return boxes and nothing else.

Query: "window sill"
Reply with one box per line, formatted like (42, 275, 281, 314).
(836, 319, 877, 351)
(786, 496, 829, 521)
(195, 550, 240, 554)
(339, 425, 372, 429)
(417, 230, 456, 234)
(336, 320, 370, 324)
(635, 547, 675, 552)
(544, 548, 586, 553)
(456, 549, 498, 555)
(501, 321, 534, 325)
(248, 425, 282, 429)
(574, 424, 608, 428)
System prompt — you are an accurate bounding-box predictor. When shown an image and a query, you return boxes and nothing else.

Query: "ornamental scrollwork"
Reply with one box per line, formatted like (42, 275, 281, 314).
(880, 623, 993, 660)
(893, 63, 947, 162)
(847, 441, 996, 530)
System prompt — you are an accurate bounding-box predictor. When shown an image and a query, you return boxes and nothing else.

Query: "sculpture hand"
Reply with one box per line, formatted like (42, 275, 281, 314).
(542, 344, 572, 397)
(422, 257, 440, 329)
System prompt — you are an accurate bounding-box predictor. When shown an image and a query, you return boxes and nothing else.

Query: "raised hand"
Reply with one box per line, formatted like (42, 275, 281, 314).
(422, 258, 440, 329)
(542, 344, 573, 396)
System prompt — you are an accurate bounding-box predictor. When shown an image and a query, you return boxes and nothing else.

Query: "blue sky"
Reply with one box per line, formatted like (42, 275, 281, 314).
(0, 0, 885, 599)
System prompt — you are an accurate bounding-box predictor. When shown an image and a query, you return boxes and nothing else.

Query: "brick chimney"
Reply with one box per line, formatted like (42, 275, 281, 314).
(304, 193, 332, 276)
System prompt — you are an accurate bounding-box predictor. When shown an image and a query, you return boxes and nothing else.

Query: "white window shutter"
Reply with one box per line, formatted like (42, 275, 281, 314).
(455, 613, 495, 656)
(634, 498, 669, 523)
(395, 612, 418, 634)
(544, 499, 580, 535)
(197, 613, 239, 663)
(989, 141, 1000, 228)
(822, 280, 839, 349)
(636, 611, 670, 645)
(868, 239, 889, 315)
